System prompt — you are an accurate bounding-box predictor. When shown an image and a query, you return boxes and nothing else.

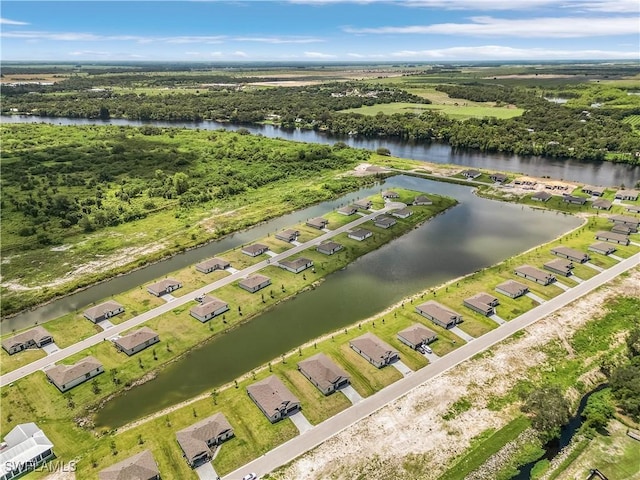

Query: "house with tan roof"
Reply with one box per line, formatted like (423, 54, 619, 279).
(382, 190, 400, 199)
(397, 324, 437, 350)
(591, 198, 612, 210)
(391, 208, 413, 219)
(317, 241, 343, 255)
(374, 215, 396, 229)
(544, 258, 574, 277)
(2, 326, 53, 355)
(626, 204, 640, 214)
(413, 195, 432, 206)
(349, 332, 399, 368)
(495, 280, 529, 299)
(415, 301, 463, 329)
(46, 356, 104, 392)
(306, 217, 328, 229)
(588, 242, 616, 256)
(279, 257, 314, 274)
(176, 413, 234, 468)
(247, 375, 301, 423)
(242, 243, 269, 257)
(612, 224, 634, 235)
(609, 214, 640, 229)
(551, 246, 589, 263)
(297, 353, 350, 395)
(615, 189, 639, 201)
(99, 450, 160, 480)
(490, 173, 508, 183)
(463, 293, 500, 316)
(275, 229, 299, 242)
(338, 205, 358, 216)
(83, 300, 124, 323)
(514, 265, 556, 285)
(147, 278, 182, 297)
(190, 296, 229, 322)
(114, 327, 159, 356)
(460, 169, 481, 179)
(582, 186, 605, 197)
(195, 257, 230, 274)
(595, 231, 630, 245)
(348, 228, 372, 241)
(238, 274, 271, 293)
(353, 199, 373, 210)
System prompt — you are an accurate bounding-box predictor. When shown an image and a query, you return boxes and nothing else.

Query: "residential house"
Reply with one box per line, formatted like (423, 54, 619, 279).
(531, 191, 552, 202)
(592, 199, 612, 210)
(0, 423, 54, 480)
(337, 206, 357, 216)
(348, 229, 372, 242)
(397, 324, 437, 350)
(46, 356, 104, 392)
(349, 332, 399, 368)
(588, 242, 617, 256)
(413, 195, 432, 206)
(490, 173, 508, 183)
(374, 216, 397, 229)
(514, 265, 556, 285)
(238, 275, 271, 293)
(463, 293, 500, 316)
(353, 199, 373, 210)
(176, 413, 234, 468)
(391, 208, 413, 219)
(242, 243, 269, 257)
(275, 229, 299, 242)
(582, 186, 605, 196)
(415, 301, 463, 329)
(563, 195, 587, 205)
(544, 258, 574, 277)
(626, 204, 640, 214)
(595, 231, 630, 246)
(615, 189, 639, 201)
(147, 279, 182, 297)
(306, 217, 329, 229)
(190, 296, 229, 322)
(382, 190, 400, 199)
(247, 375, 301, 423)
(83, 300, 125, 323)
(99, 450, 160, 480)
(195, 257, 230, 274)
(297, 353, 350, 395)
(460, 169, 481, 179)
(279, 257, 313, 274)
(114, 327, 159, 356)
(495, 280, 529, 299)
(609, 215, 640, 229)
(612, 224, 635, 235)
(551, 246, 589, 263)
(316, 241, 343, 255)
(2, 327, 53, 355)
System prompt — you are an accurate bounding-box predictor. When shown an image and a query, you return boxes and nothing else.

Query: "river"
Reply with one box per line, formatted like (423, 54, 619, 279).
(95, 175, 581, 428)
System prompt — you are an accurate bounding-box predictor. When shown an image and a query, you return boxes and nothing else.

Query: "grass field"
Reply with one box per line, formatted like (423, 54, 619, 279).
(341, 101, 524, 120)
(623, 114, 640, 132)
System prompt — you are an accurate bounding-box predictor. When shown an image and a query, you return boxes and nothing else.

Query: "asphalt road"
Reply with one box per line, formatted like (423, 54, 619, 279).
(224, 251, 639, 480)
(0, 203, 403, 387)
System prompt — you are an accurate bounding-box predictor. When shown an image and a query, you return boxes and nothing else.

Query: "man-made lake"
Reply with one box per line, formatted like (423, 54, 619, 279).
(95, 176, 581, 428)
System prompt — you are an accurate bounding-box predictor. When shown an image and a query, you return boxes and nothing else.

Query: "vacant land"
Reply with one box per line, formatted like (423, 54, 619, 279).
(341, 100, 524, 120)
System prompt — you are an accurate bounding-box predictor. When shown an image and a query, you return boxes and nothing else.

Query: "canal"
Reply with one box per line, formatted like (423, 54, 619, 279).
(95, 175, 581, 428)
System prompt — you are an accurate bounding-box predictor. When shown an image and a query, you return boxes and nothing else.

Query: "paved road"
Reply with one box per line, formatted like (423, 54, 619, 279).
(224, 252, 639, 480)
(0, 204, 403, 387)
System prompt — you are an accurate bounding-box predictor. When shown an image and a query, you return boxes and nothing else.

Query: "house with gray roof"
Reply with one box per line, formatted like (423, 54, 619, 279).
(397, 324, 437, 350)
(374, 215, 396, 229)
(2, 327, 53, 355)
(413, 195, 432, 206)
(592, 199, 612, 210)
(317, 241, 343, 255)
(176, 413, 234, 468)
(391, 208, 413, 219)
(514, 265, 556, 285)
(460, 169, 481, 179)
(195, 257, 230, 274)
(348, 228, 372, 241)
(463, 293, 500, 316)
(626, 204, 640, 214)
(147, 278, 182, 297)
(353, 199, 373, 210)
(582, 186, 605, 196)
(83, 300, 124, 323)
(114, 327, 159, 356)
(275, 229, 299, 242)
(242, 243, 269, 257)
(612, 224, 635, 235)
(595, 231, 630, 245)
(338, 205, 357, 216)
(544, 258, 574, 277)
(238, 274, 271, 293)
(615, 189, 639, 201)
(609, 214, 640, 229)
(46, 356, 104, 393)
(588, 242, 617, 256)
(298, 353, 350, 395)
(247, 375, 301, 423)
(531, 191, 552, 202)
(349, 332, 399, 368)
(190, 296, 230, 322)
(490, 173, 508, 183)
(279, 257, 313, 274)
(382, 190, 400, 199)
(306, 217, 328, 229)
(563, 195, 587, 205)
(99, 450, 160, 480)
(415, 301, 463, 329)
(495, 280, 529, 299)
(551, 246, 589, 263)
(0, 423, 54, 480)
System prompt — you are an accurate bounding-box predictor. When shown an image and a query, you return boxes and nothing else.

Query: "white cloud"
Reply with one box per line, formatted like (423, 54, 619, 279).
(165, 36, 226, 44)
(344, 15, 638, 37)
(0, 17, 30, 25)
(304, 51, 337, 58)
(233, 36, 323, 44)
(68, 50, 113, 57)
(234, 50, 248, 57)
(390, 45, 639, 60)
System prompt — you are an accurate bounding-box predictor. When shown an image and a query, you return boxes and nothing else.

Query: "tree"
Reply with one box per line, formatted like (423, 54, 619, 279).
(173, 172, 189, 195)
(522, 385, 571, 441)
(581, 389, 615, 432)
(610, 356, 640, 421)
(626, 325, 640, 358)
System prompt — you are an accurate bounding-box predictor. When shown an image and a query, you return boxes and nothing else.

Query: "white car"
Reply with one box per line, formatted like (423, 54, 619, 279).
(243, 474, 257, 480)
(423, 345, 433, 354)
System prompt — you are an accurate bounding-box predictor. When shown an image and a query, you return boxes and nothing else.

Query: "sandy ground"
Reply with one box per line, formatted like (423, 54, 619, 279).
(273, 268, 640, 480)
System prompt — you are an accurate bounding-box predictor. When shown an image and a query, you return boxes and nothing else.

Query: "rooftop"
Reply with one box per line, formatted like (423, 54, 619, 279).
(114, 327, 158, 351)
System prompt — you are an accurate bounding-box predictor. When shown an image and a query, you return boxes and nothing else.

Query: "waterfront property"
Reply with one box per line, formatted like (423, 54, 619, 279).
(195, 257, 230, 274)
(463, 292, 500, 316)
(99, 450, 160, 480)
(551, 246, 589, 263)
(247, 375, 301, 423)
(83, 300, 125, 323)
(588, 242, 617, 255)
(495, 280, 529, 299)
(612, 224, 635, 235)
(563, 195, 587, 205)
(460, 169, 481, 179)
(316, 241, 343, 255)
(275, 229, 299, 243)
(595, 231, 630, 246)
(147, 278, 182, 297)
(609, 214, 640, 229)
(176, 413, 234, 468)
(544, 258, 574, 277)
(397, 324, 437, 350)
(190, 296, 230, 322)
(391, 208, 413, 219)
(46, 356, 104, 392)
(297, 353, 350, 395)
(415, 301, 463, 329)
(349, 332, 399, 368)
(337, 206, 358, 216)
(353, 199, 373, 210)
(514, 265, 556, 285)
(382, 190, 399, 199)
(615, 189, 639, 201)
(582, 186, 605, 196)
(279, 257, 313, 274)
(242, 243, 269, 257)
(348, 228, 373, 242)
(2, 326, 53, 355)
(0, 423, 54, 480)
(374, 215, 397, 229)
(531, 191, 552, 202)
(238, 275, 271, 293)
(114, 327, 159, 356)
(591, 199, 612, 210)
(490, 173, 508, 183)
(413, 195, 432, 206)
(306, 217, 328, 229)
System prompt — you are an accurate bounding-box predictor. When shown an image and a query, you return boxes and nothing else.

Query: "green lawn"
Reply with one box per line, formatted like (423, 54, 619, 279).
(340, 102, 524, 120)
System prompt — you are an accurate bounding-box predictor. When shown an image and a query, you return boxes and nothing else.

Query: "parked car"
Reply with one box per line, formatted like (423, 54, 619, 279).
(195, 295, 205, 303)
(243, 474, 257, 480)
(423, 345, 433, 354)
(416, 346, 425, 354)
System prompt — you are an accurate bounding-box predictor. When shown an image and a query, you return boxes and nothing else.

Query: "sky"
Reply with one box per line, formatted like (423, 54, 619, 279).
(1, 0, 639, 62)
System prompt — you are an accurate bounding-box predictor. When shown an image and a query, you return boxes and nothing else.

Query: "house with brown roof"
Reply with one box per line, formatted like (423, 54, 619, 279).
(114, 327, 159, 356)
(238, 275, 271, 293)
(615, 189, 639, 201)
(551, 246, 589, 263)
(195, 257, 230, 274)
(588, 242, 616, 256)
(413, 195, 432, 206)
(397, 324, 437, 350)
(83, 300, 125, 323)
(531, 191, 552, 202)
(147, 278, 182, 297)
(626, 204, 640, 214)
(391, 208, 413, 219)
(609, 214, 640, 229)
(374, 215, 396, 229)
(279, 257, 313, 274)
(348, 228, 372, 241)
(275, 229, 299, 242)
(495, 280, 529, 298)
(2, 326, 53, 355)
(460, 169, 481, 179)
(349, 332, 399, 368)
(515, 265, 556, 285)
(190, 296, 229, 322)
(415, 301, 463, 329)
(298, 353, 350, 395)
(242, 243, 269, 257)
(591, 199, 612, 210)
(99, 450, 160, 480)
(338, 205, 358, 216)
(582, 186, 605, 196)
(317, 241, 343, 255)
(463, 293, 500, 316)
(490, 173, 508, 183)
(247, 375, 301, 423)
(382, 190, 400, 199)
(612, 224, 635, 235)
(306, 217, 329, 229)
(176, 413, 234, 468)
(595, 231, 630, 245)
(46, 356, 104, 392)
(544, 258, 574, 277)
(353, 199, 373, 210)
(563, 195, 587, 205)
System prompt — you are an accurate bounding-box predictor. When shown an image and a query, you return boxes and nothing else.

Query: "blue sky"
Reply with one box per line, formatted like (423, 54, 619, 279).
(1, 1, 639, 62)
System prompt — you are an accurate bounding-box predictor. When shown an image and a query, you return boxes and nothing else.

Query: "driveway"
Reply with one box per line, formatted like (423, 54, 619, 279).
(161, 294, 176, 303)
(41, 342, 60, 355)
(226, 267, 240, 274)
(584, 262, 604, 272)
(98, 320, 115, 330)
(195, 463, 219, 480)
(610, 254, 623, 261)
(554, 281, 571, 292)
(391, 360, 413, 377)
(340, 385, 364, 404)
(289, 411, 313, 434)
(423, 350, 440, 363)
(526, 292, 547, 304)
(450, 326, 474, 343)
(489, 314, 506, 325)
(570, 274, 584, 283)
